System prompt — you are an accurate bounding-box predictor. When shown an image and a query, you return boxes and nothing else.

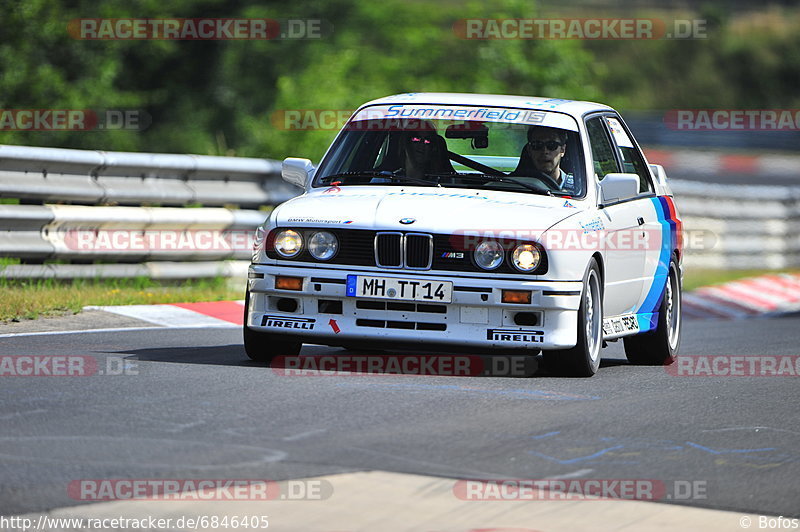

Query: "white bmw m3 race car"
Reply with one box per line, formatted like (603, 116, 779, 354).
(245, 93, 682, 376)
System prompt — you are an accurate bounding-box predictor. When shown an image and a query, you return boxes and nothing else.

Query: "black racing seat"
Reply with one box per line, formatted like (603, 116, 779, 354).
(430, 134, 456, 175)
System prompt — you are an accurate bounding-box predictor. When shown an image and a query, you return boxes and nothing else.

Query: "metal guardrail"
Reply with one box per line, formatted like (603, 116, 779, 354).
(0, 144, 297, 206)
(671, 179, 800, 270)
(0, 145, 295, 279)
(0, 204, 266, 262)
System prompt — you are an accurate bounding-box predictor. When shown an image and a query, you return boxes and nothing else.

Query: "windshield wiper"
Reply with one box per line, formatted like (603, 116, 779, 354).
(320, 171, 439, 187)
(431, 173, 553, 196)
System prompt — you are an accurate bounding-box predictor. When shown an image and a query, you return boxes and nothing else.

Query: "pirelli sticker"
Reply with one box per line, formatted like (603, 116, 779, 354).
(261, 315, 315, 330)
(488, 328, 544, 343)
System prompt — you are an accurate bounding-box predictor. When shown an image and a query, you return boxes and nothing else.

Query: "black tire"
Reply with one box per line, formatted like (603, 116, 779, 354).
(242, 290, 302, 363)
(623, 255, 681, 365)
(544, 258, 603, 377)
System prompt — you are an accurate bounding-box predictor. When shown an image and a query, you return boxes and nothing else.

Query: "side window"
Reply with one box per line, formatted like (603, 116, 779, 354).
(604, 116, 653, 194)
(586, 117, 620, 180)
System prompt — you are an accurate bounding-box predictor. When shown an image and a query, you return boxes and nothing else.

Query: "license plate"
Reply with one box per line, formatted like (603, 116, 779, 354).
(346, 275, 453, 303)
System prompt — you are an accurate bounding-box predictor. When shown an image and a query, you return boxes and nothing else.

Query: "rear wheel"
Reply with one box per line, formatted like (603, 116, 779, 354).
(544, 259, 603, 377)
(243, 290, 302, 363)
(623, 255, 681, 365)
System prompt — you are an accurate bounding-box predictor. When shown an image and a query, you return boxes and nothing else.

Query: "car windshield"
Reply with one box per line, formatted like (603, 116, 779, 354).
(314, 105, 585, 197)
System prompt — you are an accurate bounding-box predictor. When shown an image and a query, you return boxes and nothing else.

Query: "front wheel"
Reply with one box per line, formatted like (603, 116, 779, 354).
(243, 290, 302, 363)
(544, 259, 603, 377)
(623, 255, 681, 365)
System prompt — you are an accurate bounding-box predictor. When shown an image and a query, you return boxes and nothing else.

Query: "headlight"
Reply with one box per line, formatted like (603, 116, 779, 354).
(274, 229, 303, 258)
(308, 231, 338, 260)
(511, 244, 541, 272)
(474, 240, 504, 270)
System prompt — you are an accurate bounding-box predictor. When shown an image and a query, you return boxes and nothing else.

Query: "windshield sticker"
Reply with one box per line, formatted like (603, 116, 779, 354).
(352, 104, 579, 132)
(605, 117, 635, 148)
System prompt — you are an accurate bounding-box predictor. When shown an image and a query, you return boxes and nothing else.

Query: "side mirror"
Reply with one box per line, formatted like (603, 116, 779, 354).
(281, 158, 315, 189)
(599, 173, 639, 204)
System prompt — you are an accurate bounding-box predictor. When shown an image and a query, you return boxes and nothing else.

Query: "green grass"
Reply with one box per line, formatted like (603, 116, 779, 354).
(682, 268, 800, 292)
(0, 277, 244, 322)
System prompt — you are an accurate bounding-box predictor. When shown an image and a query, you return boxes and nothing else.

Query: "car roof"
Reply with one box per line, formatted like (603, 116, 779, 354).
(359, 92, 615, 118)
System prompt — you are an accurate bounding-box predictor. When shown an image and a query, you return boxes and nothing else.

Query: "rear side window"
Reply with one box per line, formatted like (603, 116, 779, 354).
(586, 117, 620, 179)
(604, 116, 653, 193)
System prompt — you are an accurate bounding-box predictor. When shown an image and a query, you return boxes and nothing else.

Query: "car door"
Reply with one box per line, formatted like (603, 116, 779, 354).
(585, 114, 648, 317)
(603, 114, 667, 322)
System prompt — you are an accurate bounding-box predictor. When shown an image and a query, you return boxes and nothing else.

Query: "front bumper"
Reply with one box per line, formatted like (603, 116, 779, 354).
(246, 264, 583, 350)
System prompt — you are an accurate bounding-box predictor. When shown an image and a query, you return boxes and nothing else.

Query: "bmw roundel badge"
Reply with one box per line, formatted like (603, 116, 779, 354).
(399, 218, 416, 225)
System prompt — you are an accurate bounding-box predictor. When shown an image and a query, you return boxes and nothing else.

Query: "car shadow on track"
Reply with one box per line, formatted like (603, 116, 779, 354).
(114, 344, 631, 378)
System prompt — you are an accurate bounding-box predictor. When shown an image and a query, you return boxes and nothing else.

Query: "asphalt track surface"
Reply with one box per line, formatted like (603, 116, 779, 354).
(1, 314, 799, 522)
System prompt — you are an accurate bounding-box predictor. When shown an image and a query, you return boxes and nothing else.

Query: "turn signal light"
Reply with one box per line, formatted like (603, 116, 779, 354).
(275, 276, 303, 291)
(501, 290, 532, 304)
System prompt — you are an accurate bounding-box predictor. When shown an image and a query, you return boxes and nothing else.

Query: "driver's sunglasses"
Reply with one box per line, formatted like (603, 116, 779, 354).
(409, 136, 432, 144)
(528, 140, 563, 151)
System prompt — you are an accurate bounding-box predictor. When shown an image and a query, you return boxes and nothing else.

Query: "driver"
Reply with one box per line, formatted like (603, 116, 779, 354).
(403, 130, 438, 180)
(512, 126, 575, 192)
(375, 127, 453, 181)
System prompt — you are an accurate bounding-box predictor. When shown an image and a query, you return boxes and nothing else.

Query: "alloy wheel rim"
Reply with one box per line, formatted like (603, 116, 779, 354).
(667, 267, 681, 350)
(585, 271, 601, 362)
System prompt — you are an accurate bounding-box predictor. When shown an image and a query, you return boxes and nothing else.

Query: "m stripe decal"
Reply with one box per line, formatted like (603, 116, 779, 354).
(636, 197, 675, 331)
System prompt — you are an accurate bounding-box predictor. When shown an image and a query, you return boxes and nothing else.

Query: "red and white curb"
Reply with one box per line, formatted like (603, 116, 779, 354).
(86, 301, 245, 328)
(682, 273, 800, 320)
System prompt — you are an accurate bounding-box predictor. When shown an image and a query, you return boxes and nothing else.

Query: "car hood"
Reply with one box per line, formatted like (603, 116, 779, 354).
(273, 186, 583, 238)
